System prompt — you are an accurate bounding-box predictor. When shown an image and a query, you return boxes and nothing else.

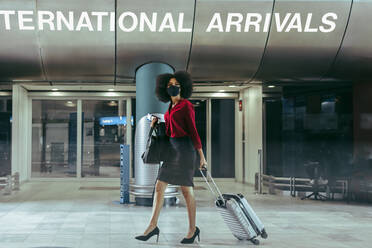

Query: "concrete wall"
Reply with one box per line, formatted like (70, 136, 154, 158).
(11, 85, 31, 182)
(242, 86, 262, 185)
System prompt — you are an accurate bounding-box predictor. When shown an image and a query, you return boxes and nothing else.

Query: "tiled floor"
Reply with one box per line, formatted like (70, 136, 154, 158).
(1, 179, 372, 248)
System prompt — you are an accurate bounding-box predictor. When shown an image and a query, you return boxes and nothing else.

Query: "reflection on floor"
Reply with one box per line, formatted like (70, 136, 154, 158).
(1, 180, 372, 248)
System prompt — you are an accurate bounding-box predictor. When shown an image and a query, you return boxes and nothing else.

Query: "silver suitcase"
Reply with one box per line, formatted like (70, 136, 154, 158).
(200, 168, 268, 245)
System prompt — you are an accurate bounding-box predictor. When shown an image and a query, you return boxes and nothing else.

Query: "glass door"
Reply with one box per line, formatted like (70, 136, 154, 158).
(190, 98, 236, 178)
(81, 100, 130, 178)
(211, 99, 235, 178)
(0, 96, 12, 177)
(31, 97, 131, 179)
(190, 99, 207, 177)
(32, 100, 78, 177)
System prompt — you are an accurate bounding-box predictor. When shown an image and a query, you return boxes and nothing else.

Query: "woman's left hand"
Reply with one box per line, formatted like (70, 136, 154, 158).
(197, 148, 207, 169)
(200, 158, 208, 169)
(150, 116, 158, 127)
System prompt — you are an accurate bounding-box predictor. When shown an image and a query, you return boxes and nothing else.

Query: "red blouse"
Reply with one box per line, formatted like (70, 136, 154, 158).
(164, 99, 202, 150)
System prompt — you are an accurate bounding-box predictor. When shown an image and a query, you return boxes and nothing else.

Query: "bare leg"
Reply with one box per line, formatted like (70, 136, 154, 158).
(143, 180, 168, 235)
(181, 186, 196, 238)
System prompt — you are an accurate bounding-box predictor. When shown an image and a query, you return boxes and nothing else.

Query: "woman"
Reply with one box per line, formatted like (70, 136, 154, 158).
(135, 71, 207, 244)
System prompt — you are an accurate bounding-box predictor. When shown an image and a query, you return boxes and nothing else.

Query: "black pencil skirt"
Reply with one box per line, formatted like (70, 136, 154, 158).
(157, 136, 197, 187)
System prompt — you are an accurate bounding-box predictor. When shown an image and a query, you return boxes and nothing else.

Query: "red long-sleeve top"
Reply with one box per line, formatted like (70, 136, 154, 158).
(164, 99, 202, 150)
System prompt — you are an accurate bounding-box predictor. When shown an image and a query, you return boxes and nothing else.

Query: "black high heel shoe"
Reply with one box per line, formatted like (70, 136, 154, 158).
(135, 226, 160, 242)
(180, 226, 200, 244)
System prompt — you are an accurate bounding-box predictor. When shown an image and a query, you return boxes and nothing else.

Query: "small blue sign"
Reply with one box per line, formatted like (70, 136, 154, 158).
(99, 116, 134, 126)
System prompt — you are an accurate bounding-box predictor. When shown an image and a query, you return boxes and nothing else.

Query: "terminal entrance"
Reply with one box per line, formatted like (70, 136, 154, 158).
(190, 98, 236, 178)
(31, 99, 130, 178)
(29, 93, 237, 180)
(0, 95, 12, 177)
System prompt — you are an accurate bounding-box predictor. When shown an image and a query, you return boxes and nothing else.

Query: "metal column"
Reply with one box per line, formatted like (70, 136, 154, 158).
(133, 63, 179, 206)
(135, 63, 173, 124)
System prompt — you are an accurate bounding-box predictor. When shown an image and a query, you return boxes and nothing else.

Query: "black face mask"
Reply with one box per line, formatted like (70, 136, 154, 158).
(167, 85, 180, 97)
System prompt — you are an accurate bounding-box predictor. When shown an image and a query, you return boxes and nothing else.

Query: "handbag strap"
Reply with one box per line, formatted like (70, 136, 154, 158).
(146, 122, 158, 143)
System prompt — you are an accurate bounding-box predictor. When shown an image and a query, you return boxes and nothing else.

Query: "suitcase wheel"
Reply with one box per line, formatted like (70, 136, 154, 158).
(250, 238, 260, 245)
(261, 229, 268, 239)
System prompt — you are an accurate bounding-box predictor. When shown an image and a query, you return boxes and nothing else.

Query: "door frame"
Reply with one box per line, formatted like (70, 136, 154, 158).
(28, 91, 134, 181)
(27, 91, 240, 181)
(190, 95, 240, 181)
(189, 98, 211, 177)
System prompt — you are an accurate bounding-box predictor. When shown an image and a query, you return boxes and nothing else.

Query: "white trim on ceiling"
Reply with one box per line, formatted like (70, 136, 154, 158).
(20, 83, 254, 93)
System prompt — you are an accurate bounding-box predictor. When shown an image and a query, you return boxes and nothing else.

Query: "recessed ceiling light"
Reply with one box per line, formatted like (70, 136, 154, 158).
(108, 88, 115, 91)
(268, 85, 276, 88)
(51, 92, 62, 96)
(108, 100, 118, 107)
(105, 92, 117, 97)
(65, 101, 76, 107)
(12, 79, 32, 82)
(52, 88, 59, 91)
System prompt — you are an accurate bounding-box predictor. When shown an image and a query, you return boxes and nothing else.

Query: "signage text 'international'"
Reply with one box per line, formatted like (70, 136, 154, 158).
(0, 11, 338, 33)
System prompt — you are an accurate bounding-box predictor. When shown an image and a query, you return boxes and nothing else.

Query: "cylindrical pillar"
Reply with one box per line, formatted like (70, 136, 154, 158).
(135, 63, 173, 124)
(133, 63, 178, 206)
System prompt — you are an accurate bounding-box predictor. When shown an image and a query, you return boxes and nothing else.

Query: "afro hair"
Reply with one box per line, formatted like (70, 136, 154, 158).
(155, 71, 193, 103)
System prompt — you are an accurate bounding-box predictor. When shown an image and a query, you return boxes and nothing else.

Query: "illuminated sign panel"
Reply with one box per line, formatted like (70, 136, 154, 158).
(0, 11, 338, 33)
(99, 116, 134, 126)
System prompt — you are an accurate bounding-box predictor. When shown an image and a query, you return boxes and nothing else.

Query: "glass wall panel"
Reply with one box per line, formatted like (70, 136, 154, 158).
(352, 83, 372, 202)
(81, 100, 129, 178)
(265, 85, 353, 181)
(32, 100, 77, 177)
(262, 84, 372, 202)
(0, 97, 12, 176)
(211, 99, 235, 178)
(190, 100, 207, 177)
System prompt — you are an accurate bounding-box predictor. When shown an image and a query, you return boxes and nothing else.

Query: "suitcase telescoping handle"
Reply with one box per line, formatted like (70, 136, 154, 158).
(199, 166, 225, 203)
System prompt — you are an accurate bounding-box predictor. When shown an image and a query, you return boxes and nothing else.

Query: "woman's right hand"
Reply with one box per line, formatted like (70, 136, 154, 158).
(150, 116, 158, 127)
